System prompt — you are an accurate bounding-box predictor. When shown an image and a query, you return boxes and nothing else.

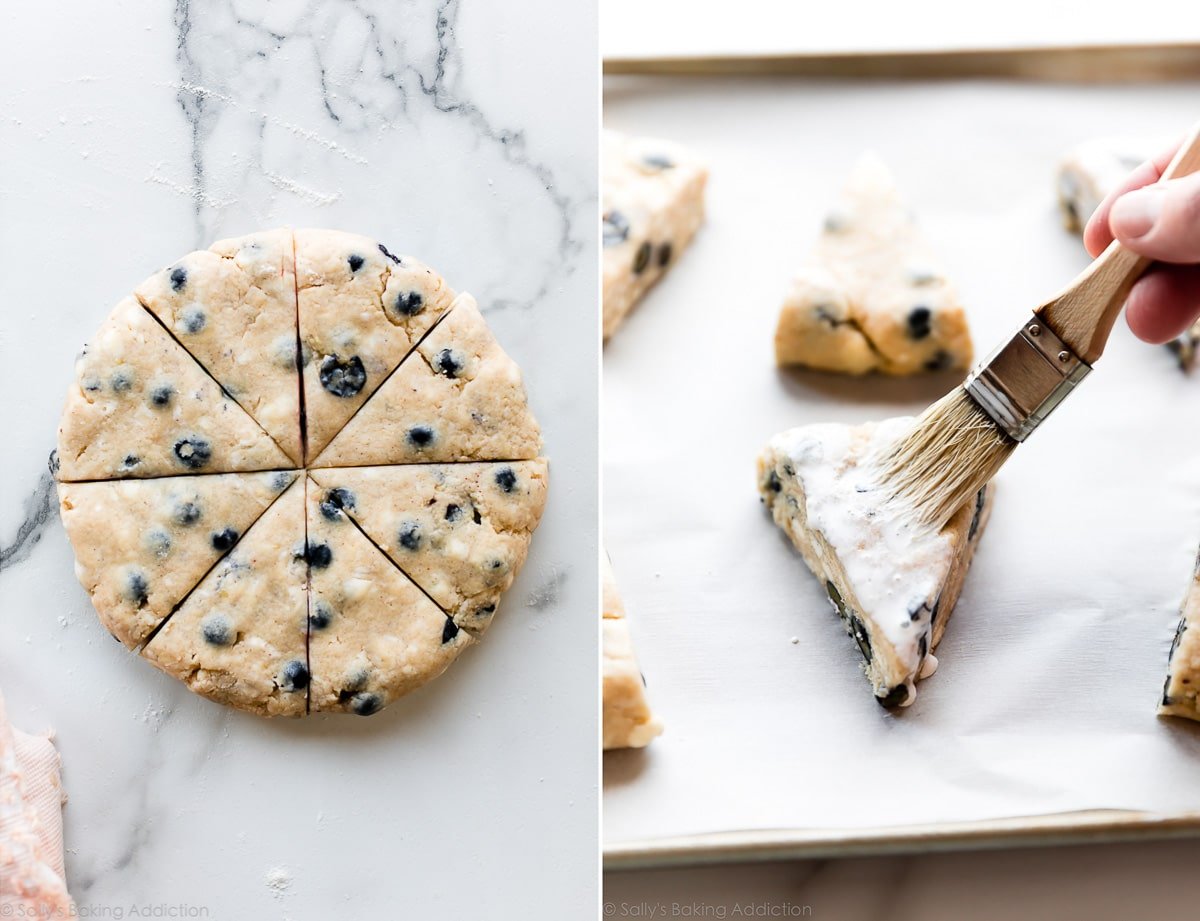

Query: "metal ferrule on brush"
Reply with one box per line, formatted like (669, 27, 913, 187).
(964, 317, 1092, 443)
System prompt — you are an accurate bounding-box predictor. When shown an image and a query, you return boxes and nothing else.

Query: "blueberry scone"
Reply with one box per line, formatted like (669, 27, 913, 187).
(602, 130, 707, 340)
(314, 294, 541, 467)
(56, 298, 290, 480)
(758, 417, 992, 708)
(1160, 552, 1200, 722)
(309, 461, 549, 633)
(141, 479, 310, 718)
(305, 477, 475, 715)
(135, 229, 303, 463)
(775, 155, 973, 376)
(295, 230, 456, 460)
(57, 472, 295, 649)
(1057, 138, 1200, 371)
(602, 556, 663, 750)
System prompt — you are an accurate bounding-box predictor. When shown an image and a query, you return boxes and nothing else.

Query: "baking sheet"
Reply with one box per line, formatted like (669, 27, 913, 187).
(603, 78, 1200, 855)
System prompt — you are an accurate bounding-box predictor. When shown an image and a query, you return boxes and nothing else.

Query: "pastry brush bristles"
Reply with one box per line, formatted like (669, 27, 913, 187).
(875, 388, 1016, 531)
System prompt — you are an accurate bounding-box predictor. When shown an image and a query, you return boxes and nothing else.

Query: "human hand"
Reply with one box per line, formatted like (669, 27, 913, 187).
(1084, 141, 1200, 345)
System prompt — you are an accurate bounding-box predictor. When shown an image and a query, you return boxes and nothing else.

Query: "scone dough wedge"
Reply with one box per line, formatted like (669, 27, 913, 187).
(1159, 552, 1200, 721)
(602, 130, 707, 340)
(56, 297, 291, 480)
(305, 477, 474, 715)
(58, 471, 295, 649)
(313, 294, 541, 466)
(757, 417, 993, 708)
(603, 555, 663, 750)
(775, 154, 973, 376)
(142, 479, 310, 717)
(1057, 138, 1200, 371)
(135, 228, 303, 463)
(295, 230, 456, 460)
(309, 461, 548, 633)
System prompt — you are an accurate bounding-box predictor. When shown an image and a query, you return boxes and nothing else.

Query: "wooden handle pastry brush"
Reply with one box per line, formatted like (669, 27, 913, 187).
(878, 122, 1200, 530)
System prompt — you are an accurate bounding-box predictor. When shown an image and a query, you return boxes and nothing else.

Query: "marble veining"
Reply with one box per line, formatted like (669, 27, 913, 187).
(0, 1, 597, 917)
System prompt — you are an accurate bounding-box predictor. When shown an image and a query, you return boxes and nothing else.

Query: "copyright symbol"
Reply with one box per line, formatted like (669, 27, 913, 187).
(603, 903, 616, 917)
(1, 902, 14, 917)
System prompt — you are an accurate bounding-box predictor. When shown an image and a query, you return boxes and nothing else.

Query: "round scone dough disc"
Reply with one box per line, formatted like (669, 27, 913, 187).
(313, 294, 542, 467)
(58, 471, 297, 649)
(308, 461, 549, 633)
(141, 478, 310, 717)
(56, 297, 291, 480)
(135, 229, 303, 464)
(295, 229, 456, 461)
(304, 476, 474, 715)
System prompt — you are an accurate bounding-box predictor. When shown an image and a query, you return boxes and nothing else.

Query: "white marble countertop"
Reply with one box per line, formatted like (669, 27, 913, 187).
(605, 838, 1200, 920)
(0, 1, 597, 916)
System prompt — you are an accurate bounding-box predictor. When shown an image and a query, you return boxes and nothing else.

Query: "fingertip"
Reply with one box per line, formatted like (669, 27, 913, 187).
(1124, 266, 1200, 345)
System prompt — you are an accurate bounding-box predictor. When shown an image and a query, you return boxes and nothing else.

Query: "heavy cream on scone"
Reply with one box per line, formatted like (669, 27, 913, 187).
(313, 294, 541, 467)
(295, 230, 456, 460)
(58, 472, 295, 649)
(775, 155, 973, 376)
(56, 297, 290, 480)
(305, 477, 474, 715)
(602, 130, 707, 340)
(1160, 552, 1200, 722)
(602, 555, 663, 750)
(136, 229, 303, 463)
(757, 417, 992, 707)
(309, 461, 548, 633)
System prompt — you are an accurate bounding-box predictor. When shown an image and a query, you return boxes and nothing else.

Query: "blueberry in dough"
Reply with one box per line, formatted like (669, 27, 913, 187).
(270, 472, 292, 492)
(81, 377, 101, 393)
(281, 660, 310, 692)
(398, 521, 422, 551)
(923, 350, 953, 372)
(877, 684, 910, 709)
(766, 470, 782, 493)
(393, 291, 424, 317)
(305, 542, 333, 568)
(350, 692, 382, 716)
(406, 425, 435, 449)
(445, 503, 463, 522)
(181, 307, 206, 334)
(173, 437, 212, 470)
(657, 242, 672, 267)
(210, 528, 238, 551)
(435, 348, 463, 378)
(319, 355, 367, 398)
(348, 253, 364, 272)
(642, 153, 674, 170)
(632, 241, 652, 274)
(121, 455, 141, 470)
(377, 242, 401, 264)
(110, 369, 134, 393)
(494, 467, 517, 493)
(309, 601, 334, 630)
(442, 618, 460, 644)
(319, 487, 356, 521)
(201, 613, 232, 646)
(145, 529, 172, 558)
(603, 210, 630, 247)
(906, 306, 933, 340)
(169, 266, 188, 291)
(149, 384, 174, 408)
(126, 571, 149, 607)
(174, 501, 201, 526)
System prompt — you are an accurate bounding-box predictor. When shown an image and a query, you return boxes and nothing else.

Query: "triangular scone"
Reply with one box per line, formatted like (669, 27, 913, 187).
(1057, 139, 1200, 372)
(775, 155, 973, 376)
(56, 298, 291, 480)
(602, 555, 663, 750)
(313, 294, 541, 467)
(135, 228, 303, 463)
(1160, 553, 1200, 721)
(757, 417, 993, 708)
(141, 479, 309, 717)
(58, 471, 295, 649)
(602, 130, 708, 339)
(309, 461, 548, 632)
(304, 477, 474, 715)
(295, 230, 456, 460)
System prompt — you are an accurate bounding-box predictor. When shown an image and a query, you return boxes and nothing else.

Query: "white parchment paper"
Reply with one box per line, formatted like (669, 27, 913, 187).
(603, 78, 1200, 846)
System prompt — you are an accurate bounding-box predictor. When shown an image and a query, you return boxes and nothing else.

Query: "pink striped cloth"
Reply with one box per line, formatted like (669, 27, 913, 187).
(0, 688, 73, 913)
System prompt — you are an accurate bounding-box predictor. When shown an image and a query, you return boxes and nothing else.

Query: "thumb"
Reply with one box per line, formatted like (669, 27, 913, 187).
(1110, 172, 1200, 264)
